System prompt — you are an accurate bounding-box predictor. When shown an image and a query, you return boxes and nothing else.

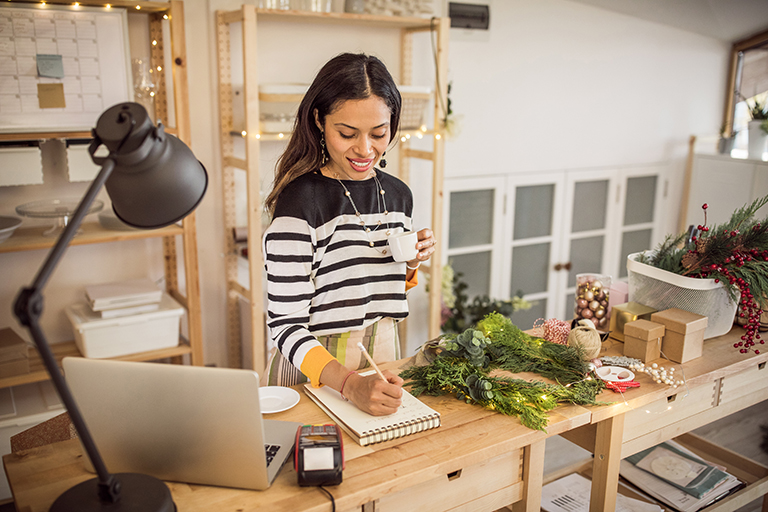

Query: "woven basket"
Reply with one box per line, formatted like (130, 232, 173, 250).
(400, 86, 432, 130)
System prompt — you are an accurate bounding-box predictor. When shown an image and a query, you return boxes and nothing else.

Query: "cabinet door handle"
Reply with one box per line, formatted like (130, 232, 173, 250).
(554, 262, 572, 271)
(564, 262, 572, 271)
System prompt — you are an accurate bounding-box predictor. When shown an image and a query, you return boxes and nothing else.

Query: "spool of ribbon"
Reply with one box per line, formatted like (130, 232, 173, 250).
(532, 318, 571, 345)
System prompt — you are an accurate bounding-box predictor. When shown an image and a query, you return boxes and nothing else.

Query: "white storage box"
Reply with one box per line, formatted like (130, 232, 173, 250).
(66, 293, 184, 358)
(627, 252, 739, 339)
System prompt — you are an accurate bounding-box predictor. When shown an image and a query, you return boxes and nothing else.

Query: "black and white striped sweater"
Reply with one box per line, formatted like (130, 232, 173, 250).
(262, 169, 414, 379)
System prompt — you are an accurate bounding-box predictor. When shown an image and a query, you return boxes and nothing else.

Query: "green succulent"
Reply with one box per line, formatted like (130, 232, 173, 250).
(442, 328, 492, 367)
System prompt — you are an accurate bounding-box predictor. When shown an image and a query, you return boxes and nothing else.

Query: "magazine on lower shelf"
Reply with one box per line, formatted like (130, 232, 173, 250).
(619, 440, 744, 512)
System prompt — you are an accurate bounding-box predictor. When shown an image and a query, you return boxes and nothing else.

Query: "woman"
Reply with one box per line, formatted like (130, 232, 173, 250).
(262, 53, 437, 416)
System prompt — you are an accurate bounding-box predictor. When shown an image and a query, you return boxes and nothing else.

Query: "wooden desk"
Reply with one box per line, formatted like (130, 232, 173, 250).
(560, 328, 768, 512)
(2, 360, 591, 512)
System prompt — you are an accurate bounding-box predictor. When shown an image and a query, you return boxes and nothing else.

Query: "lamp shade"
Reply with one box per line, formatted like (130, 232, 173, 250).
(90, 103, 208, 229)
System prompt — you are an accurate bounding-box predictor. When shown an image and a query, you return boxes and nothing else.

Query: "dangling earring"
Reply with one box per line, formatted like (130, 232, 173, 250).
(319, 131, 329, 166)
(379, 151, 387, 169)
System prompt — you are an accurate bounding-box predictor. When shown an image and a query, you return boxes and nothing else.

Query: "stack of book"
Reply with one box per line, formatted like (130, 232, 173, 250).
(85, 279, 163, 319)
(619, 440, 744, 512)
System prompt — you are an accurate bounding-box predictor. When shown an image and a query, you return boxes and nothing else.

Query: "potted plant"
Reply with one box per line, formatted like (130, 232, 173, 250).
(718, 123, 737, 154)
(744, 95, 768, 159)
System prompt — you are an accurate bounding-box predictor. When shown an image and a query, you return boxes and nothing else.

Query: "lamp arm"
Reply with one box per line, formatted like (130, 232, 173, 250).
(13, 158, 122, 503)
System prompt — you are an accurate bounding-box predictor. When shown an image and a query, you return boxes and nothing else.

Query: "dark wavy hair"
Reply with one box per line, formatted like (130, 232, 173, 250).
(265, 53, 401, 214)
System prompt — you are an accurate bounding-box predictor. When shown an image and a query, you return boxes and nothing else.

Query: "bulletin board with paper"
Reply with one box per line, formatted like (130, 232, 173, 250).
(0, 3, 132, 134)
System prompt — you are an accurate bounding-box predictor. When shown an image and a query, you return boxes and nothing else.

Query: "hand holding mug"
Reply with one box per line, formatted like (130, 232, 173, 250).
(387, 228, 436, 268)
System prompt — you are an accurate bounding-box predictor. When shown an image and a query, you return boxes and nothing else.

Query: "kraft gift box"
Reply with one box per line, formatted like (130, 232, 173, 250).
(623, 319, 665, 363)
(609, 302, 657, 341)
(651, 308, 708, 364)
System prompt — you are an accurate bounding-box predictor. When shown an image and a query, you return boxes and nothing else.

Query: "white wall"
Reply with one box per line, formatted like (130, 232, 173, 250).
(0, 0, 732, 366)
(446, 1, 728, 178)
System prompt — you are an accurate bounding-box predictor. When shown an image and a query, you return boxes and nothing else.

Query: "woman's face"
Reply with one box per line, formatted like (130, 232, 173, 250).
(318, 96, 391, 180)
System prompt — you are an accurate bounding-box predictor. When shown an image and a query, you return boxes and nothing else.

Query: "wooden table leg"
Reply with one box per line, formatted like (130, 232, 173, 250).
(590, 414, 625, 512)
(512, 439, 546, 512)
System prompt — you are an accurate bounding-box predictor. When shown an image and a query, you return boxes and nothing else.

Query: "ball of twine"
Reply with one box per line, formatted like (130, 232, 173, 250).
(568, 319, 602, 360)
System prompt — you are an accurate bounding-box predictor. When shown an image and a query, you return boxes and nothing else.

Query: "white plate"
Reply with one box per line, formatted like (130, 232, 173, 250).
(259, 386, 300, 414)
(595, 365, 635, 383)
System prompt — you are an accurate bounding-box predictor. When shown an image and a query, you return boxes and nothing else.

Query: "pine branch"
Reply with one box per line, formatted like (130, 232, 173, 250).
(402, 312, 607, 431)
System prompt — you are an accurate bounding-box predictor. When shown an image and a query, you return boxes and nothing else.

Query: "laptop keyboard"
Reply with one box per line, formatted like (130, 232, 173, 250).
(264, 444, 281, 467)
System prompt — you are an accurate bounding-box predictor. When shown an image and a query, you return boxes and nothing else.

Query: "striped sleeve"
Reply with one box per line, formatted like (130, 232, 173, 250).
(263, 216, 330, 386)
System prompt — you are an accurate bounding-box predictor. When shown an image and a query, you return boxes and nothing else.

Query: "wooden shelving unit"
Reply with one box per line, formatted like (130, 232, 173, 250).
(0, 223, 184, 254)
(0, 340, 194, 389)
(216, 7, 449, 371)
(0, 0, 204, 390)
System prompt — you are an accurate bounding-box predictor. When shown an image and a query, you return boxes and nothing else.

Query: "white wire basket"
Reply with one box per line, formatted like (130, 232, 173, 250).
(627, 252, 739, 339)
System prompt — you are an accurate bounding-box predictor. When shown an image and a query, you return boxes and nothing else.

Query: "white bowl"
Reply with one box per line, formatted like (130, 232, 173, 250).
(0, 216, 22, 244)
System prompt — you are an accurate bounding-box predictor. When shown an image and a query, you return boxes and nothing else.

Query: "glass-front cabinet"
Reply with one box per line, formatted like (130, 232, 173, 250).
(444, 177, 505, 300)
(444, 166, 666, 330)
(503, 172, 566, 329)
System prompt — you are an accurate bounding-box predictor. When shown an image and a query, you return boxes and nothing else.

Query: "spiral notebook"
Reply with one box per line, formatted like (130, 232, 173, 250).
(303, 382, 441, 446)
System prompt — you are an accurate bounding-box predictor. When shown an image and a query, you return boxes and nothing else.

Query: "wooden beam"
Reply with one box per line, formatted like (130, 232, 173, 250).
(403, 148, 433, 160)
(677, 135, 697, 235)
(590, 414, 625, 512)
(428, 17, 450, 339)
(243, 5, 267, 373)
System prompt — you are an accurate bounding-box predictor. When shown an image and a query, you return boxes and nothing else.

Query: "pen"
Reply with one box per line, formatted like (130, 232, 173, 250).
(356, 342, 387, 382)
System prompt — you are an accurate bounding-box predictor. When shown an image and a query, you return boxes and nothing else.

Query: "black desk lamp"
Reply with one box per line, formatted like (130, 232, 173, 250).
(13, 102, 208, 512)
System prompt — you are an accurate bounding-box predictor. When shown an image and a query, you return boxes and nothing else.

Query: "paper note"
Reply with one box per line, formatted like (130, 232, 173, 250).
(37, 54, 65, 78)
(542, 473, 662, 512)
(67, 144, 100, 182)
(0, 146, 43, 187)
(37, 83, 66, 109)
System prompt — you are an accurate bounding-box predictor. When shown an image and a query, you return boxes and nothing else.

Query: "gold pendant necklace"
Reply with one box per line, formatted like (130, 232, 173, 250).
(333, 170, 391, 253)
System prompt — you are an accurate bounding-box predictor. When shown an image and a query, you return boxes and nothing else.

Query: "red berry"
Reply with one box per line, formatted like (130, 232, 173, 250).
(702, 203, 708, 210)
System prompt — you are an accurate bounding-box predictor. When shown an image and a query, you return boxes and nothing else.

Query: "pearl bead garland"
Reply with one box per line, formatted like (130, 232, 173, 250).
(627, 362, 685, 388)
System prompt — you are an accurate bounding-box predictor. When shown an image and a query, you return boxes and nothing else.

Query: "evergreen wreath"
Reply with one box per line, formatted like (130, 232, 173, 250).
(401, 312, 607, 431)
(639, 194, 768, 354)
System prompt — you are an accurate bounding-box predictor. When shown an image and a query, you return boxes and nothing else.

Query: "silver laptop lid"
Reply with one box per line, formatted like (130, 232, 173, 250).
(63, 357, 290, 490)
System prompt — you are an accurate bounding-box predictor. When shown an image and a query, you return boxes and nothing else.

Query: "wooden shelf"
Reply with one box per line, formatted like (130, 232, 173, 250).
(0, 126, 178, 143)
(230, 128, 441, 142)
(0, 222, 184, 254)
(220, 8, 436, 29)
(0, 339, 192, 388)
(217, 6, 448, 369)
(6, 0, 174, 13)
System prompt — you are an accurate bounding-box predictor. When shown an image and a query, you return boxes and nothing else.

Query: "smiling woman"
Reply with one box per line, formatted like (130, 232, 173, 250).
(261, 53, 438, 416)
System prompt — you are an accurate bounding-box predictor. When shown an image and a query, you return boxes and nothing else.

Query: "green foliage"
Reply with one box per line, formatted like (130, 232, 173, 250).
(442, 269, 533, 334)
(479, 313, 592, 384)
(441, 328, 493, 368)
(402, 312, 607, 431)
(743, 94, 768, 121)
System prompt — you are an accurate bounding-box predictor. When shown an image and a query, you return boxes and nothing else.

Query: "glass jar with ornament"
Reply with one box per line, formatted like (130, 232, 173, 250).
(574, 273, 611, 331)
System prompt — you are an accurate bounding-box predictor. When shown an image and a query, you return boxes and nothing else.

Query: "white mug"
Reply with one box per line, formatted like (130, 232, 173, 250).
(388, 231, 419, 262)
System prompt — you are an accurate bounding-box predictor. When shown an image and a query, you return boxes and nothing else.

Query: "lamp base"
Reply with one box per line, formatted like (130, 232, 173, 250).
(50, 473, 176, 512)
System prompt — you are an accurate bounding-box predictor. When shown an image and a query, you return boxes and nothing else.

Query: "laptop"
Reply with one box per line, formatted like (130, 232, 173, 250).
(62, 357, 302, 490)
